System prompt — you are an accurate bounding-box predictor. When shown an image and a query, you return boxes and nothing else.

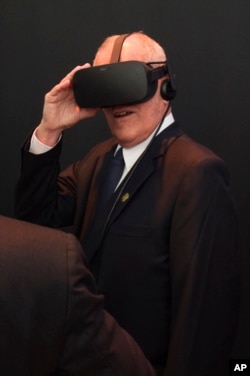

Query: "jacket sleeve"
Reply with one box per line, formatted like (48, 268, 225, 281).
(55, 232, 156, 376)
(165, 157, 240, 376)
(15, 135, 77, 228)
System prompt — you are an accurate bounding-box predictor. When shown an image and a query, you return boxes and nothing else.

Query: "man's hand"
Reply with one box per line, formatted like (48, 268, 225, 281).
(36, 64, 99, 146)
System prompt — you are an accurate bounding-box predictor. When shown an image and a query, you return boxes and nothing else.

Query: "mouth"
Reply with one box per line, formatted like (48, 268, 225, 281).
(113, 110, 133, 118)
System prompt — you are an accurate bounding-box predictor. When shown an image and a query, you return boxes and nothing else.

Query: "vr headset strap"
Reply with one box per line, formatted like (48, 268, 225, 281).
(110, 33, 130, 63)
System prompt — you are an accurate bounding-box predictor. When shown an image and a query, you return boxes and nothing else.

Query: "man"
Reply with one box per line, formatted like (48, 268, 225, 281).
(0, 215, 155, 375)
(15, 32, 240, 375)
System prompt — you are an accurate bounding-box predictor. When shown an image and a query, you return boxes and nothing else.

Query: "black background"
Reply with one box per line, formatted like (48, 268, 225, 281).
(1, 0, 249, 357)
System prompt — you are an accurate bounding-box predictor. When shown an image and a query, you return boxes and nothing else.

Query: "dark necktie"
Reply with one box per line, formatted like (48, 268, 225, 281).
(85, 148, 125, 265)
(100, 147, 125, 205)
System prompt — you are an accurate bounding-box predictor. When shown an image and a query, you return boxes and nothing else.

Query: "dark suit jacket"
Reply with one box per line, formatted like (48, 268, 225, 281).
(15, 123, 240, 375)
(0, 215, 156, 376)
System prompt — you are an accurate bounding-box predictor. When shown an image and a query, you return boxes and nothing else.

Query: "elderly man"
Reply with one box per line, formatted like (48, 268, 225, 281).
(15, 32, 240, 375)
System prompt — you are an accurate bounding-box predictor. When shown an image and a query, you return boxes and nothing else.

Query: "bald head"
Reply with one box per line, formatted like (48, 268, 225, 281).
(94, 32, 166, 66)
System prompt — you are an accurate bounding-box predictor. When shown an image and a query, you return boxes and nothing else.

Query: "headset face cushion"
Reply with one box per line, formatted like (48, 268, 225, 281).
(72, 61, 158, 108)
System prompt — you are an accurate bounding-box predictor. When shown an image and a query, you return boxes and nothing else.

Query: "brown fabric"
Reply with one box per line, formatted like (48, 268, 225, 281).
(109, 33, 130, 63)
(0, 215, 156, 375)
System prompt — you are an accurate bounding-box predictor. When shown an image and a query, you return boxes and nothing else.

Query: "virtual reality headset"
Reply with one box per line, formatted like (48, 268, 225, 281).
(72, 61, 169, 108)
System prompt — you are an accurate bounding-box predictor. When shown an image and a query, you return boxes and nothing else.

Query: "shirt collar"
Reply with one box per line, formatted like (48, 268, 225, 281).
(116, 112, 175, 173)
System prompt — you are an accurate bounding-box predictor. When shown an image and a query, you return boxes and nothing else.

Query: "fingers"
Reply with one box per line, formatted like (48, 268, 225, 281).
(48, 63, 91, 99)
(42, 63, 99, 128)
(76, 105, 100, 119)
(60, 63, 91, 83)
(48, 79, 71, 98)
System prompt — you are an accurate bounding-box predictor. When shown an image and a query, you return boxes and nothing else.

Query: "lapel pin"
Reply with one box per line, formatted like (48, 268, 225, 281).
(121, 192, 130, 203)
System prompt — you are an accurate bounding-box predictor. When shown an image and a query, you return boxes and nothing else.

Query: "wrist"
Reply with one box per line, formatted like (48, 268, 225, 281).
(35, 124, 62, 147)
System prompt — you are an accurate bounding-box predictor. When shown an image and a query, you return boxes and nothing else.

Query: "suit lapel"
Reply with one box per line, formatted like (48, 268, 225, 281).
(107, 122, 183, 224)
(86, 122, 183, 265)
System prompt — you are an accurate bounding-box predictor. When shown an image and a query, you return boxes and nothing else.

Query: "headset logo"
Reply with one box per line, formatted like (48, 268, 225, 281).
(230, 360, 250, 375)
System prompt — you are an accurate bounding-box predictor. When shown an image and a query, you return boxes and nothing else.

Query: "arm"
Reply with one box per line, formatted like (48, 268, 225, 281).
(15, 64, 99, 227)
(15, 137, 77, 227)
(165, 157, 240, 376)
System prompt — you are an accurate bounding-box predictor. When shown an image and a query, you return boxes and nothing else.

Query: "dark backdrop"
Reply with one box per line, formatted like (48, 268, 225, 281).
(1, 0, 249, 359)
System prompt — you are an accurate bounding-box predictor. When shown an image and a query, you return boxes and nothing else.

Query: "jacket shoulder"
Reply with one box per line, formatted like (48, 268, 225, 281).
(166, 132, 225, 166)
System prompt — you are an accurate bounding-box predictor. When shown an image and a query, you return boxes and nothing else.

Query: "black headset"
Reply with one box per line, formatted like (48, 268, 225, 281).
(160, 61, 177, 101)
(73, 32, 177, 108)
(110, 32, 177, 101)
